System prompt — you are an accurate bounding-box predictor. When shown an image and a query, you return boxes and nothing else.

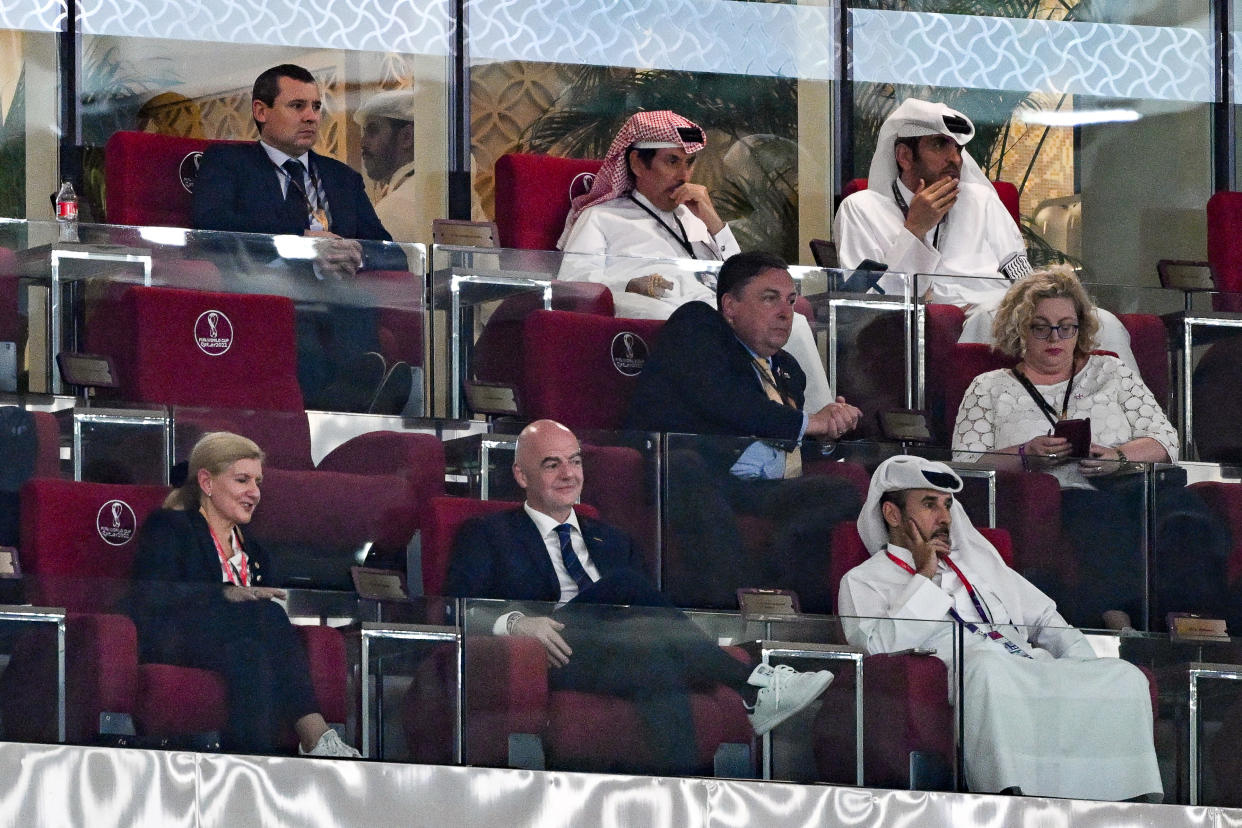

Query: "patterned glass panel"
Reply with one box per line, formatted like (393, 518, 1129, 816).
(79, 0, 452, 54)
(0, 0, 63, 32)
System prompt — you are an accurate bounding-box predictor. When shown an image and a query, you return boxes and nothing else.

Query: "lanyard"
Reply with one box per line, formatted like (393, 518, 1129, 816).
(891, 180, 942, 249)
(1012, 365, 1074, 426)
(206, 521, 250, 586)
(275, 157, 330, 230)
(886, 551, 1033, 658)
(627, 194, 699, 258)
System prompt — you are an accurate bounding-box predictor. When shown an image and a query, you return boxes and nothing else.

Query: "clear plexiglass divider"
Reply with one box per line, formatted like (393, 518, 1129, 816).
(0, 218, 427, 415)
(458, 596, 957, 788)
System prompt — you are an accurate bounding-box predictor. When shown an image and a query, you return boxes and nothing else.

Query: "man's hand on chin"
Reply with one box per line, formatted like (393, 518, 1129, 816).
(904, 176, 958, 239)
(671, 183, 725, 235)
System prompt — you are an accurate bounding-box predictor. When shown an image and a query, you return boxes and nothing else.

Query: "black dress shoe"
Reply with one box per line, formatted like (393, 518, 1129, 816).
(370, 360, 414, 415)
(318, 351, 386, 412)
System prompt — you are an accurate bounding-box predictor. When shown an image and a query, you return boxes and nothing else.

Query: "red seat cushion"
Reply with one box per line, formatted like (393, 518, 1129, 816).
(86, 286, 304, 412)
(522, 311, 664, 430)
(104, 131, 246, 227)
(1207, 191, 1242, 312)
(495, 153, 603, 250)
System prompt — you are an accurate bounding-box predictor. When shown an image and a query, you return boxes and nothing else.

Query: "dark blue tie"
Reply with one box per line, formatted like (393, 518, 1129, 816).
(282, 159, 310, 226)
(554, 523, 594, 594)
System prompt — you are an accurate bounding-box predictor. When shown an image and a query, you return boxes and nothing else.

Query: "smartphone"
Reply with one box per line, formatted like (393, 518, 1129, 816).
(1052, 417, 1091, 457)
(840, 259, 888, 293)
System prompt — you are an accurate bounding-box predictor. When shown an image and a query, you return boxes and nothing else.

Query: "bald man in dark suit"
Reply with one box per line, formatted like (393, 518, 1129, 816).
(445, 419, 833, 775)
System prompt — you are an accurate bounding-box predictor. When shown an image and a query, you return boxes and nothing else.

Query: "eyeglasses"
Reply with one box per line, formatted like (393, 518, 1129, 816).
(1028, 323, 1079, 340)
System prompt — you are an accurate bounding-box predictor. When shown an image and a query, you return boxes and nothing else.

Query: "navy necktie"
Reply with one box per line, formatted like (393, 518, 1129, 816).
(554, 523, 594, 594)
(281, 159, 310, 226)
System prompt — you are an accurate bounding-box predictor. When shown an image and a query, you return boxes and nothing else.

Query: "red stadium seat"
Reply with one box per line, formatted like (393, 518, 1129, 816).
(83, 285, 444, 586)
(0, 479, 347, 747)
(104, 131, 248, 228)
(494, 153, 603, 250)
(406, 496, 754, 773)
(469, 282, 614, 416)
(1206, 191, 1242, 312)
(520, 310, 664, 430)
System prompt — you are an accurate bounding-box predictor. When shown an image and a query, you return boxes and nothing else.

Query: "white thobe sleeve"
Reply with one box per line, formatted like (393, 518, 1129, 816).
(557, 210, 619, 290)
(839, 568, 954, 654)
(1009, 573, 1096, 659)
(833, 196, 942, 294)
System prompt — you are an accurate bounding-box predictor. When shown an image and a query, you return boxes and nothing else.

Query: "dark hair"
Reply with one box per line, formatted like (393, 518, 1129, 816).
(894, 136, 921, 174)
(715, 251, 789, 310)
(879, 490, 909, 512)
(625, 147, 658, 182)
(252, 64, 316, 131)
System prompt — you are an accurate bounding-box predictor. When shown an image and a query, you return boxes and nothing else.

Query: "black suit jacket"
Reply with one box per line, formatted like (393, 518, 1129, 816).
(624, 300, 807, 442)
(444, 508, 643, 626)
(126, 508, 275, 660)
(190, 142, 406, 272)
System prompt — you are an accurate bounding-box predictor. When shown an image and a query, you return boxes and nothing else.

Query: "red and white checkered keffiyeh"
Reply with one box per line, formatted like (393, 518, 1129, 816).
(557, 110, 706, 247)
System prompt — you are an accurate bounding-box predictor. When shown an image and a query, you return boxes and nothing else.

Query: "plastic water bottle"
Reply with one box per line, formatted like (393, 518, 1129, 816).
(55, 180, 78, 242)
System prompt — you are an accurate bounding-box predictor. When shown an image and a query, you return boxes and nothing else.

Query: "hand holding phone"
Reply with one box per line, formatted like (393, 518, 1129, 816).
(1052, 417, 1091, 458)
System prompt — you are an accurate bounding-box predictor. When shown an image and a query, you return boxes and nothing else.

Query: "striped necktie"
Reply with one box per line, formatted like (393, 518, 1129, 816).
(554, 523, 594, 594)
(753, 357, 802, 478)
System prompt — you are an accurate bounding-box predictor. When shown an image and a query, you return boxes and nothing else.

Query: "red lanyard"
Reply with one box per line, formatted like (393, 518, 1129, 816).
(207, 523, 250, 586)
(887, 550, 990, 623)
(887, 550, 1032, 659)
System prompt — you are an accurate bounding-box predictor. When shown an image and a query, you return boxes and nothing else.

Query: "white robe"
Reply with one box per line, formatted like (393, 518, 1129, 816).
(833, 183, 1138, 372)
(952, 354, 1179, 489)
(373, 161, 418, 243)
(838, 543, 1162, 800)
(560, 193, 834, 411)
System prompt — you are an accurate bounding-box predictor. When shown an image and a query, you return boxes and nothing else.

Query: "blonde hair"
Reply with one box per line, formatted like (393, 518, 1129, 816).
(164, 431, 264, 510)
(991, 265, 1100, 360)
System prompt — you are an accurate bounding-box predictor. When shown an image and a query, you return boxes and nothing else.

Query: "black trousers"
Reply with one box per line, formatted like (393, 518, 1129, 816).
(145, 598, 319, 753)
(665, 449, 861, 613)
(549, 569, 754, 774)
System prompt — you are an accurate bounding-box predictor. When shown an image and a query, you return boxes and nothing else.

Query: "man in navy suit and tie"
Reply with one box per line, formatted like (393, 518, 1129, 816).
(191, 64, 411, 412)
(445, 419, 833, 775)
(625, 251, 864, 612)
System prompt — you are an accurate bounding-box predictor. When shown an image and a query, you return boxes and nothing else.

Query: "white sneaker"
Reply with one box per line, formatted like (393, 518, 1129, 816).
(300, 728, 361, 759)
(746, 663, 834, 736)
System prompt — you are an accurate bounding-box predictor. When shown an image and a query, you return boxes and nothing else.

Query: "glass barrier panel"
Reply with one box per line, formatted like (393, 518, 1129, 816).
(948, 621, 1166, 802)
(0, 219, 428, 416)
(462, 597, 954, 787)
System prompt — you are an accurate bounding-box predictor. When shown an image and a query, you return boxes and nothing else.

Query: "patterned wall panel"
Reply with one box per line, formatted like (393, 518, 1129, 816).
(0, 0, 64, 32)
(852, 10, 1214, 104)
(79, 0, 451, 55)
(468, 0, 835, 79)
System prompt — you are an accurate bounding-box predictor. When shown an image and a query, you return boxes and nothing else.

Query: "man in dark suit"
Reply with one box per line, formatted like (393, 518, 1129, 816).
(625, 251, 863, 612)
(445, 419, 833, 775)
(191, 63, 411, 412)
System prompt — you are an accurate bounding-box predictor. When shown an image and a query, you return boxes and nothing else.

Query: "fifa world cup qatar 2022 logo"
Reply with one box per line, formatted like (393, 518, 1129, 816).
(610, 331, 648, 376)
(194, 310, 234, 356)
(96, 500, 137, 546)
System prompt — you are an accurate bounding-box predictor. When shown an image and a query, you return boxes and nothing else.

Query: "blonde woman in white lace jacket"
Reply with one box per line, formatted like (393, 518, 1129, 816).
(950, 266, 1185, 626)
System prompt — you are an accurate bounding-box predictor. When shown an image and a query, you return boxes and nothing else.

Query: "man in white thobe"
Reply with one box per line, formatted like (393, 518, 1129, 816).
(558, 110, 834, 411)
(838, 454, 1162, 801)
(355, 89, 418, 243)
(833, 98, 1137, 370)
